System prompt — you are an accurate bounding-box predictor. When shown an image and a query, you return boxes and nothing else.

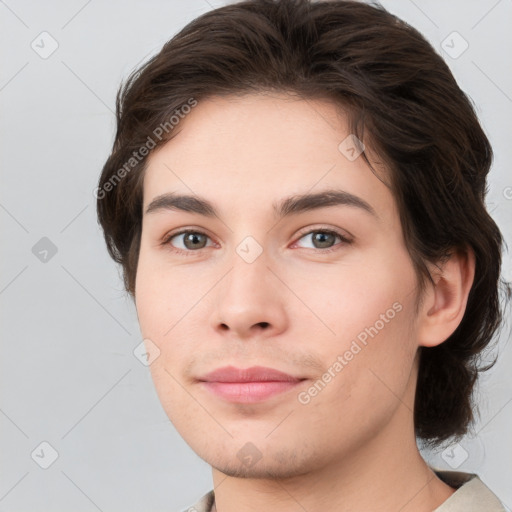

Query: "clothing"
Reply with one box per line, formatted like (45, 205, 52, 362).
(433, 469, 506, 511)
(181, 468, 505, 512)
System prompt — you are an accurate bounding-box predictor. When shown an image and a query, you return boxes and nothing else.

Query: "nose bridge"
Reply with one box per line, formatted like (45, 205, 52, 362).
(227, 236, 272, 295)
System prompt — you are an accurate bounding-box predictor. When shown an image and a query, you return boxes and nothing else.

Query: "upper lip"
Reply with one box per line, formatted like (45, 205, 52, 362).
(198, 365, 304, 383)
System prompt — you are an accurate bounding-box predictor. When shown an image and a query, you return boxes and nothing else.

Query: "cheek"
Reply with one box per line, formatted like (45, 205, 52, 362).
(135, 245, 191, 338)
(135, 256, 201, 422)
(312, 265, 419, 416)
(134, 248, 212, 394)
(292, 245, 419, 397)
(283, 247, 416, 349)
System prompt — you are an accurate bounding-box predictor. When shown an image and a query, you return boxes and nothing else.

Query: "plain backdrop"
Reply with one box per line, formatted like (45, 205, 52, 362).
(1, 1, 511, 511)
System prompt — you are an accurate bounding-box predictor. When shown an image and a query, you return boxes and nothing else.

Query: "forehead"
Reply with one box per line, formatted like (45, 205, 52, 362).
(142, 93, 396, 224)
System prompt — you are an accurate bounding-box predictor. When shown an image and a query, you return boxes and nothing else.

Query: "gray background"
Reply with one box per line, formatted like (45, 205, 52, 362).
(1, 0, 511, 511)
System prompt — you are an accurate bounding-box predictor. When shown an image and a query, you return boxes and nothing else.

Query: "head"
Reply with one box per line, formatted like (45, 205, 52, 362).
(96, 0, 510, 475)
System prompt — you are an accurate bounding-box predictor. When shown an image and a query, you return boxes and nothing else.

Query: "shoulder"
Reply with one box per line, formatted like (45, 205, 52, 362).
(177, 490, 215, 512)
(433, 469, 506, 512)
(177, 475, 506, 512)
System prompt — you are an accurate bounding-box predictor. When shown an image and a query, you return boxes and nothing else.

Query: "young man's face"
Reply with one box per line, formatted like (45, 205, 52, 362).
(135, 93, 423, 478)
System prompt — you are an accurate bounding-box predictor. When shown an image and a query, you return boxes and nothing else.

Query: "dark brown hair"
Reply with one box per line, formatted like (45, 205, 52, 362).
(96, 0, 511, 447)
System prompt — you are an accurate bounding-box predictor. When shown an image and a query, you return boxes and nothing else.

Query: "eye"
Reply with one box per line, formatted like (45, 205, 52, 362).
(161, 227, 352, 256)
(293, 228, 351, 253)
(162, 230, 214, 254)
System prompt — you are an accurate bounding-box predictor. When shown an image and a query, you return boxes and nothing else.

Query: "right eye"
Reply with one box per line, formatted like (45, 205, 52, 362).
(162, 229, 215, 254)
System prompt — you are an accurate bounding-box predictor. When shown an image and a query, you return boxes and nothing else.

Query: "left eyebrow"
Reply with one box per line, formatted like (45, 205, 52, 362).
(276, 189, 378, 220)
(144, 189, 379, 220)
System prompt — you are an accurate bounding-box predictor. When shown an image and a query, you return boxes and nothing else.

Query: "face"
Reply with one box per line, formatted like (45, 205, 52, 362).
(135, 93, 422, 478)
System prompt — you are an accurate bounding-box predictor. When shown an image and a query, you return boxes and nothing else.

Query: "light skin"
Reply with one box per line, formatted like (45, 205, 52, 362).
(134, 92, 475, 512)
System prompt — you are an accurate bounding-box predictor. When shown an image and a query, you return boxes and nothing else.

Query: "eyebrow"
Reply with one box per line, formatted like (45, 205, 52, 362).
(145, 189, 378, 220)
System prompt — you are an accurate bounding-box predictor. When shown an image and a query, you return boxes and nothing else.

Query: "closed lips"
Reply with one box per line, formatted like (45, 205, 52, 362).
(198, 365, 305, 382)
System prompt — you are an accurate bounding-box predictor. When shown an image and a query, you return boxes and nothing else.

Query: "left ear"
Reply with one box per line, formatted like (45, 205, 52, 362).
(416, 245, 476, 348)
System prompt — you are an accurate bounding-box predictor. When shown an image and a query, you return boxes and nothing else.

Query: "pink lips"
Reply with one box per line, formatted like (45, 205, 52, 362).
(198, 365, 305, 403)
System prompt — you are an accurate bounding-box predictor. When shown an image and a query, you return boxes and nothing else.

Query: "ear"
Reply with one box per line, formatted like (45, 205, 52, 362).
(416, 246, 476, 348)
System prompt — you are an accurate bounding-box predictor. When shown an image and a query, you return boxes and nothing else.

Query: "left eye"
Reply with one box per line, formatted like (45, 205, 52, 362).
(294, 229, 349, 251)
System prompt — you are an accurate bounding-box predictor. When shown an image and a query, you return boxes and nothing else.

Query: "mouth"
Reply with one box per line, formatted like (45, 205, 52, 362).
(197, 365, 307, 403)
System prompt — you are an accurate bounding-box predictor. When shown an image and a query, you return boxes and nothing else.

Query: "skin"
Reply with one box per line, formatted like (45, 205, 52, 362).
(135, 92, 475, 512)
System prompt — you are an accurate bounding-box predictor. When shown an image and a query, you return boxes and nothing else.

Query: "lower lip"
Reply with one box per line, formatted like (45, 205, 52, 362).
(200, 381, 303, 403)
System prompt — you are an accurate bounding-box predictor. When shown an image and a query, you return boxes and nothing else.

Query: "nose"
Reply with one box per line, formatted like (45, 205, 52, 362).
(210, 248, 288, 340)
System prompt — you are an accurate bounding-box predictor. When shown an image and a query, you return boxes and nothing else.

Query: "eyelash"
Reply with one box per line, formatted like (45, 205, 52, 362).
(161, 227, 352, 256)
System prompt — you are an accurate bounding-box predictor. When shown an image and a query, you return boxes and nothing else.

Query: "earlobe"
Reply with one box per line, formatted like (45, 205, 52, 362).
(417, 246, 476, 348)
